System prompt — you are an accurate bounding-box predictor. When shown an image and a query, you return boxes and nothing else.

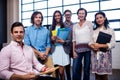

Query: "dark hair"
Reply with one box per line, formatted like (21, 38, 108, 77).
(77, 8, 87, 19)
(94, 11, 109, 30)
(51, 10, 65, 30)
(31, 11, 43, 25)
(11, 22, 24, 33)
(63, 9, 72, 15)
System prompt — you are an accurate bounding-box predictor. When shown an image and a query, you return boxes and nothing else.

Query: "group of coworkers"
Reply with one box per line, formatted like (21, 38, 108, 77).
(0, 8, 116, 80)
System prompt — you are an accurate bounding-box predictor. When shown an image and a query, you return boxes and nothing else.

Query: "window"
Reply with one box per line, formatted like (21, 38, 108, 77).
(115, 31, 120, 41)
(22, 11, 33, 19)
(101, 0, 120, 10)
(81, 0, 98, 3)
(20, 0, 120, 41)
(22, 0, 33, 4)
(104, 10, 120, 20)
(34, 1, 47, 9)
(48, 0, 62, 7)
(22, 4, 33, 11)
(81, 2, 99, 12)
(63, 0, 79, 5)
(63, 5, 79, 14)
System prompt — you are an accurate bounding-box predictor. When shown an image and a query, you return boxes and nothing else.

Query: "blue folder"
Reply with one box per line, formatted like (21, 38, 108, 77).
(57, 28, 70, 40)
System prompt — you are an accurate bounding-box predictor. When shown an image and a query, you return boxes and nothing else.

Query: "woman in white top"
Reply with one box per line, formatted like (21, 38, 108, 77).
(89, 11, 116, 80)
(72, 8, 93, 80)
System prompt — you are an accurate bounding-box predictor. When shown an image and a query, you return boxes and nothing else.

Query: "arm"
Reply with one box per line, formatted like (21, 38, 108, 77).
(32, 47, 46, 60)
(63, 29, 72, 45)
(31, 47, 46, 71)
(95, 29, 116, 50)
(24, 27, 46, 59)
(89, 29, 116, 51)
(107, 29, 116, 49)
(0, 48, 14, 80)
(10, 73, 36, 80)
(89, 32, 109, 51)
(45, 30, 51, 56)
(90, 43, 108, 51)
(0, 46, 40, 80)
(72, 25, 77, 58)
(31, 48, 53, 73)
(72, 41, 77, 58)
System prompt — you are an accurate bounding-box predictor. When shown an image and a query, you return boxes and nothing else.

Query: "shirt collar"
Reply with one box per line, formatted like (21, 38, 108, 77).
(65, 21, 73, 26)
(32, 25, 43, 30)
(11, 41, 24, 47)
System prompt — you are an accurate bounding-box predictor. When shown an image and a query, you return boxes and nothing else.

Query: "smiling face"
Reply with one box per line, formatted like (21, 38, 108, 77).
(64, 11, 72, 22)
(78, 10, 86, 20)
(54, 12, 61, 23)
(34, 13, 42, 27)
(95, 14, 106, 27)
(11, 26, 24, 43)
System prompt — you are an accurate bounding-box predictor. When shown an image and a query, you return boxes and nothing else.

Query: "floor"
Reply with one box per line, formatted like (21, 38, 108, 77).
(0, 69, 120, 80)
(70, 59, 120, 80)
(87, 69, 120, 80)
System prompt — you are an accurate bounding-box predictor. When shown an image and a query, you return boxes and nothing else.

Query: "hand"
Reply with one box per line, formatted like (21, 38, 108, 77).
(56, 38, 64, 43)
(38, 52, 47, 60)
(93, 43, 100, 50)
(43, 53, 48, 60)
(90, 44, 95, 49)
(22, 72, 36, 80)
(73, 51, 77, 58)
(51, 36, 57, 41)
(90, 43, 99, 51)
(41, 66, 49, 72)
(40, 67, 58, 75)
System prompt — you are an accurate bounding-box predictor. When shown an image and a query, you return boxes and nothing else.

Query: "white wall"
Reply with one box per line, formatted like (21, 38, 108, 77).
(7, 0, 19, 43)
(112, 42, 120, 69)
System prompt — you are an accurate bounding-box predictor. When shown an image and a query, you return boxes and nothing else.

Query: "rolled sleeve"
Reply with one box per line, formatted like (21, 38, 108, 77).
(0, 70, 14, 80)
(46, 30, 51, 48)
(0, 48, 14, 80)
(32, 50, 45, 71)
(107, 29, 116, 49)
(72, 24, 76, 42)
(36, 64, 45, 72)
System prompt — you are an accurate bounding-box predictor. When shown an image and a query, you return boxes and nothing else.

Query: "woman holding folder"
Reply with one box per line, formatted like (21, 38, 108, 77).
(89, 11, 116, 80)
(50, 10, 71, 80)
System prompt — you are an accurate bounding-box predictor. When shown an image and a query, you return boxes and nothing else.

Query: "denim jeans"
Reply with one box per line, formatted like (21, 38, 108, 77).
(72, 51, 91, 80)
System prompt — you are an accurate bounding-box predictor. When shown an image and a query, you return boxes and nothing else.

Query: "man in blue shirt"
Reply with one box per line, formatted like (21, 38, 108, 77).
(24, 11, 55, 77)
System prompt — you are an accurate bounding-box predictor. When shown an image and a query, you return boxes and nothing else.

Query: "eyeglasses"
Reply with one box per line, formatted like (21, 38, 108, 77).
(65, 14, 71, 16)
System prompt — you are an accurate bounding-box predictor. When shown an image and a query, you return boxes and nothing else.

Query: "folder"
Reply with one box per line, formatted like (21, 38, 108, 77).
(52, 30, 57, 36)
(57, 28, 70, 40)
(40, 67, 59, 75)
(96, 31, 112, 52)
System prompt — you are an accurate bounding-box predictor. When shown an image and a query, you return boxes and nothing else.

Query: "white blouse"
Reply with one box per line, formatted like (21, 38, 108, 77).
(72, 21, 93, 45)
(89, 27, 116, 49)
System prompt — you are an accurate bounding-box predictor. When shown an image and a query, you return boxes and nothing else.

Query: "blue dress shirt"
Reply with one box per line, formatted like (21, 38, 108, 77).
(24, 25, 51, 52)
